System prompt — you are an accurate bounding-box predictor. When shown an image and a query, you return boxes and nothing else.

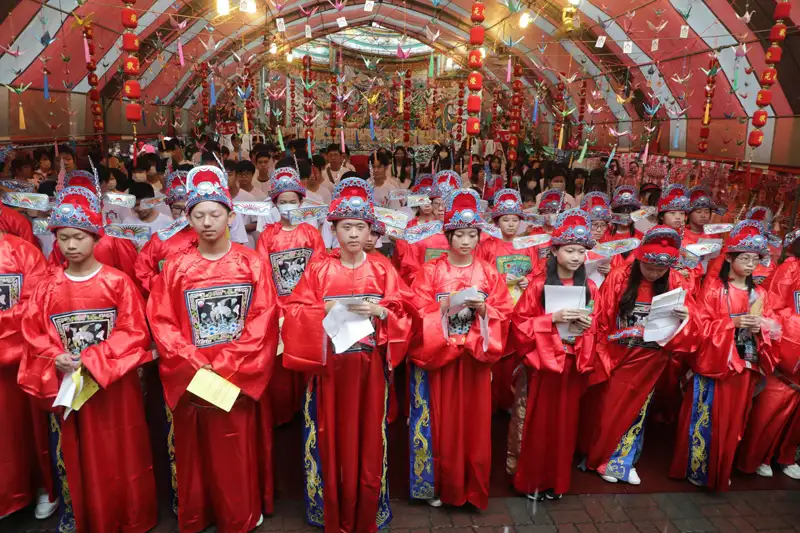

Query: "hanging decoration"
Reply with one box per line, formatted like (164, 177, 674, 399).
(748, 1, 790, 149)
(466, 0, 484, 138)
(199, 62, 210, 126)
(290, 76, 297, 128)
(302, 54, 315, 151)
(696, 52, 719, 153)
(403, 69, 412, 143)
(456, 81, 465, 142)
(507, 61, 524, 173)
(553, 79, 566, 149)
(121, 0, 141, 156)
(330, 74, 338, 139)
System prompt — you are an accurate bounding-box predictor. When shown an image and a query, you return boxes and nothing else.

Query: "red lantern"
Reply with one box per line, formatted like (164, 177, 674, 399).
(88, 88, 100, 101)
(88, 73, 98, 86)
(697, 140, 708, 153)
(511, 94, 522, 106)
(509, 122, 520, 133)
(93, 119, 105, 130)
(121, 7, 138, 28)
(467, 95, 482, 113)
(748, 129, 764, 147)
(756, 89, 773, 107)
(510, 108, 521, 119)
(403, 111, 411, 120)
(125, 103, 142, 123)
(699, 127, 710, 138)
(508, 136, 519, 148)
(507, 148, 517, 162)
(774, 2, 791, 20)
(513, 63, 523, 77)
(765, 45, 783, 64)
(123, 56, 139, 75)
(467, 117, 481, 136)
(202, 97, 210, 106)
(457, 116, 463, 125)
(467, 72, 483, 91)
(83, 26, 94, 40)
(752, 109, 768, 128)
(403, 133, 411, 143)
(122, 33, 140, 53)
(91, 103, 102, 116)
(470, 2, 485, 22)
(470, 26, 485, 46)
(468, 49, 483, 68)
(123, 80, 141, 99)
(86, 60, 97, 72)
(769, 23, 787, 42)
(87, 42, 96, 55)
(760, 68, 778, 87)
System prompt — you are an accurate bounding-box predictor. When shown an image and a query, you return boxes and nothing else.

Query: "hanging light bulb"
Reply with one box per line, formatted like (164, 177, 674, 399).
(519, 12, 531, 28)
(445, 57, 454, 69)
(479, 47, 486, 59)
(269, 42, 277, 54)
(239, 0, 256, 13)
(568, 0, 580, 5)
(286, 51, 294, 62)
(217, 0, 230, 15)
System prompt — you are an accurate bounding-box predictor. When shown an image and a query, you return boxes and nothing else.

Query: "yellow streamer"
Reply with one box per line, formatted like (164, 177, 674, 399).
(18, 103, 26, 130)
(557, 126, 564, 150)
(243, 111, 249, 134)
(399, 87, 403, 110)
(703, 102, 710, 125)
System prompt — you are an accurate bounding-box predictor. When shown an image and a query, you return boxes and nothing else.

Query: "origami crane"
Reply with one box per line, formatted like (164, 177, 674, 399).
(498, 0, 523, 14)
(0, 45, 24, 57)
(361, 56, 380, 69)
(236, 86, 252, 100)
(587, 103, 603, 115)
(72, 13, 93, 29)
(301, 113, 320, 126)
(299, 4, 319, 16)
(615, 92, 633, 105)
(40, 31, 57, 47)
(736, 10, 754, 23)
(667, 105, 689, 118)
(267, 87, 287, 100)
(671, 73, 692, 84)
(425, 24, 440, 42)
(559, 72, 577, 84)
(643, 101, 661, 116)
(201, 36, 219, 52)
(300, 79, 316, 91)
(327, 0, 346, 11)
(608, 127, 630, 138)
(4, 82, 32, 95)
(396, 44, 411, 59)
(735, 43, 749, 58)
(647, 20, 667, 33)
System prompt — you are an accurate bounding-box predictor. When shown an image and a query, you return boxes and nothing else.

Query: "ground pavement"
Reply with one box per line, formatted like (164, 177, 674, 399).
(4, 490, 800, 533)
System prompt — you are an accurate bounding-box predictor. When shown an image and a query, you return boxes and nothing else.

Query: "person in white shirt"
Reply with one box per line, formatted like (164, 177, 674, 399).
(253, 149, 275, 197)
(534, 164, 577, 209)
(369, 153, 401, 209)
(228, 134, 250, 162)
(322, 143, 356, 193)
(123, 182, 174, 248)
(236, 159, 268, 201)
(225, 160, 259, 249)
(306, 155, 333, 205)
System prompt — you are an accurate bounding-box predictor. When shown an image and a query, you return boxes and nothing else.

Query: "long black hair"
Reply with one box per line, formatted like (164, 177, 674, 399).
(618, 259, 670, 321)
(719, 253, 755, 296)
(780, 239, 800, 264)
(540, 252, 592, 308)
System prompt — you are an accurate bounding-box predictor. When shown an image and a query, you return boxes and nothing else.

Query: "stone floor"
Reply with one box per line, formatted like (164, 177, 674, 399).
(5, 490, 800, 533)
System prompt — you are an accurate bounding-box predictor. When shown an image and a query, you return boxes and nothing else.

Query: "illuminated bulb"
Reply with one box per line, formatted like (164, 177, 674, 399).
(479, 47, 486, 58)
(445, 57, 454, 68)
(568, 0, 580, 5)
(269, 42, 277, 54)
(239, 0, 256, 13)
(286, 51, 294, 62)
(217, 0, 230, 15)
(520, 12, 531, 28)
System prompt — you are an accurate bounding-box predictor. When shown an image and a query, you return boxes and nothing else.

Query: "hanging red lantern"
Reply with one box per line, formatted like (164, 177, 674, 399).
(123, 56, 139, 75)
(765, 45, 783, 64)
(87, 41, 96, 55)
(402, 122, 411, 132)
(507, 148, 517, 162)
(513, 63, 523, 77)
(122, 33, 140, 52)
(760, 68, 778, 87)
(123, 80, 141, 99)
(699, 127, 710, 138)
(774, 2, 791, 19)
(467, 117, 480, 136)
(403, 133, 411, 143)
(467, 72, 483, 91)
(511, 94, 522, 106)
(125, 103, 142, 123)
(469, 26, 485, 46)
(471, 2, 485, 22)
(509, 122, 520, 134)
(121, 8, 138, 28)
(83, 25, 94, 40)
(752, 109, 768, 128)
(769, 23, 787, 42)
(91, 103, 103, 116)
(88, 88, 100, 101)
(756, 89, 773, 107)
(468, 50, 483, 68)
(466, 95, 481, 113)
(748, 129, 764, 147)
(86, 60, 97, 72)
(508, 136, 518, 148)
(697, 140, 708, 153)
(93, 119, 105, 130)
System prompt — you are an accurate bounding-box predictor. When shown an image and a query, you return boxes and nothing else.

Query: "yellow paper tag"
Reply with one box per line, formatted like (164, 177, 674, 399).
(186, 367, 241, 412)
(71, 369, 100, 411)
(750, 298, 763, 316)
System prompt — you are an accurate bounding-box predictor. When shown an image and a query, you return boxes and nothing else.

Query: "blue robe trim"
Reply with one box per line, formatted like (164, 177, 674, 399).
(408, 363, 435, 500)
(604, 391, 653, 482)
(303, 377, 325, 528)
(687, 375, 714, 486)
(164, 404, 179, 516)
(49, 413, 76, 533)
(376, 370, 392, 529)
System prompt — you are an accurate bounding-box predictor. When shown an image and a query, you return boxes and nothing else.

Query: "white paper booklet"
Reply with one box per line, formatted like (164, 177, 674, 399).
(322, 299, 375, 354)
(643, 287, 686, 342)
(544, 285, 587, 339)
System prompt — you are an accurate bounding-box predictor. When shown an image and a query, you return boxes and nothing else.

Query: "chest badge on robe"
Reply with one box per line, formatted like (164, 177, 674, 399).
(269, 247, 313, 296)
(50, 308, 118, 355)
(794, 291, 800, 314)
(424, 248, 448, 263)
(437, 291, 487, 346)
(496, 254, 532, 304)
(0, 273, 22, 310)
(184, 283, 254, 347)
(611, 301, 659, 349)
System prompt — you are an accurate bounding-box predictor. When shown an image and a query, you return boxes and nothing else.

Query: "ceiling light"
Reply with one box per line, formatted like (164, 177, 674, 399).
(445, 57, 454, 68)
(217, 0, 230, 16)
(479, 47, 486, 58)
(269, 42, 277, 54)
(286, 51, 294, 62)
(240, 0, 257, 13)
(520, 12, 531, 28)
(568, 0, 580, 6)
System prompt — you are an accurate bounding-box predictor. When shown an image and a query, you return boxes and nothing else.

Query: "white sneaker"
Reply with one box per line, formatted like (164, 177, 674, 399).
(628, 468, 642, 485)
(249, 513, 263, 531)
(756, 464, 774, 477)
(427, 498, 443, 508)
(783, 464, 800, 479)
(34, 490, 59, 520)
(599, 474, 619, 483)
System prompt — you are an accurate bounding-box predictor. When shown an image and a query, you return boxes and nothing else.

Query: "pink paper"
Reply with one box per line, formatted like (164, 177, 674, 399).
(506, 57, 511, 83)
(178, 40, 185, 67)
(83, 36, 91, 63)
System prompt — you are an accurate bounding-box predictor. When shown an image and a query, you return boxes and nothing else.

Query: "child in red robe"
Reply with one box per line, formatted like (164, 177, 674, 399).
(408, 188, 514, 510)
(257, 167, 325, 426)
(583, 226, 697, 485)
(19, 185, 157, 533)
(684, 186, 724, 245)
(392, 173, 437, 271)
(606, 186, 644, 244)
(147, 166, 280, 533)
(670, 220, 779, 490)
(282, 177, 414, 532)
(511, 208, 599, 500)
(0, 233, 57, 521)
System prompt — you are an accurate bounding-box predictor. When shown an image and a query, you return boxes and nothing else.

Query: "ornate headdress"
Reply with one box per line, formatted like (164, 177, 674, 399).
(657, 183, 689, 213)
(430, 169, 462, 199)
(0, 179, 35, 193)
(611, 185, 641, 210)
(48, 186, 104, 235)
(412, 173, 434, 196)
(328, 177, 375, 223)
(186, 165, 232, 211)
(784, 228, 800, 249)
(725, 220, 769, 257)
(269, 167, 306, 202)
(537, 188, 564, 214)
(65, 170, 100, 196)
(551, 208, 595, 248)
(746, 206, 773, 229)
(688, 186, 725, 214)
(371, 219, 386, 236)
(635, 225, 682, 266)
(491, 188, 524, 219)
(580, 192, 612, 222)
(164, 170, 189, 205)
(443, 189, 483, 231)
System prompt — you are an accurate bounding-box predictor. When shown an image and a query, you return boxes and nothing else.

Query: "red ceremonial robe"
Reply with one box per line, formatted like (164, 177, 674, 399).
(683, 229, 711, 245)
(738, 257, 800, 472)
(0, 205, 37, 246)
(582, 266, 698, 482)
(133, 226, 197, 297)
(148, 243, 280, 533)
(477, 236, 544, 411)
(18, 266, 157, 533)
(670, 278, 777, 490)
(409, 255, 514, 510)
(0, 234, 51, 517)
(511, 277, 599, 495)
(282, 253, 413, 533)
(256, 222, 326, 426)
(50, 235, 140, 290)
(399, 232, 450, 281)
(603, 226, 643, 243)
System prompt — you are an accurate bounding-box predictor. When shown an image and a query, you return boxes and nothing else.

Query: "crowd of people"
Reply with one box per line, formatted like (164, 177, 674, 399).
(1, 137, 799, 533)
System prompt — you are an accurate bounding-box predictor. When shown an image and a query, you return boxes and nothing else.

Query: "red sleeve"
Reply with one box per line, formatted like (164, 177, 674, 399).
(765, 261, 800, 374)
(511, 280, 564, 371)
(660, 270, 702, 356)
(409, 261, 460, 370)
(690, 281, 736, 378)
(0, 239, 48, 351)
(211, 258, 280, 401)
(592, 267, 627, 377)
(469, 263, 514, 364)
(282, 261, 330, 374)
(111, 238, 142, 292)
(18, 281, 67, 400)
(310, 226, 326, 260)
(0, 207, 37, 246)
(255, 226, 272, 260)
(133, 237, 161, 298)
(80, 274, 153, 389)
(399, 240, 424, 282)
(373, 260, 415, 370)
